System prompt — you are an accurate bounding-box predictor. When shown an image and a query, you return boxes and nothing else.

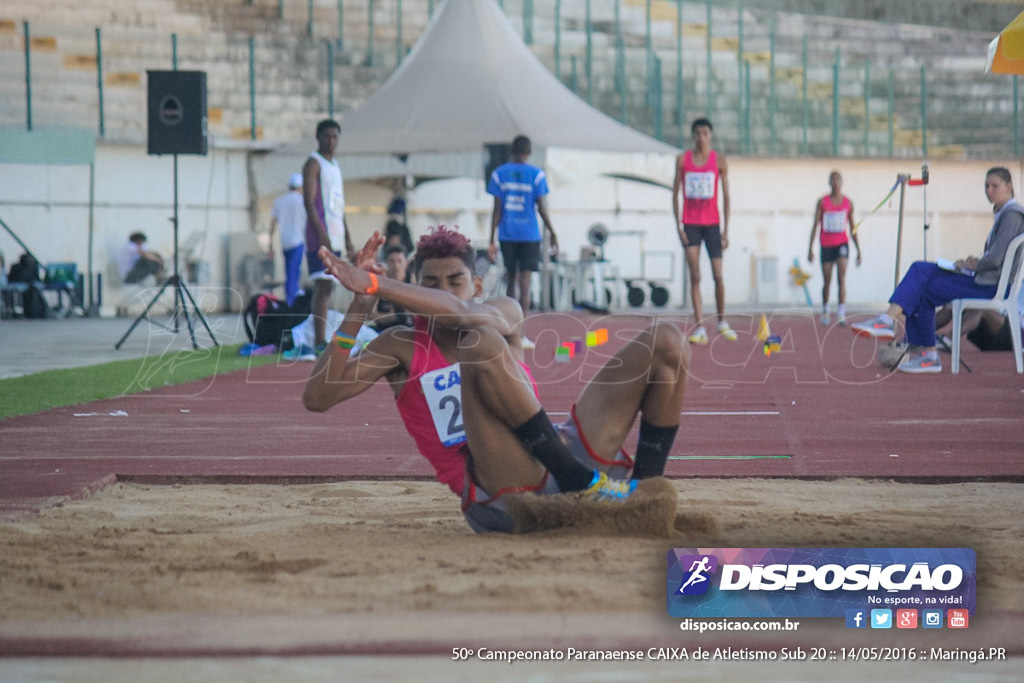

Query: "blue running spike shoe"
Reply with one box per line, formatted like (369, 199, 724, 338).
(585, 471, 638, 501)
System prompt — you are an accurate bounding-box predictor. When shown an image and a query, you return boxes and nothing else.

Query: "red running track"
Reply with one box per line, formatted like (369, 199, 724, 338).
(2, 311, 1022, 515)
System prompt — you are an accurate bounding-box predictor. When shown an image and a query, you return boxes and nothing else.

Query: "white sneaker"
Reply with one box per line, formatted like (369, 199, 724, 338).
(688, 326, 709, 344)
(717, 320, 738, 341)
(820, 313, 830, 326)
(521, 335, 536, 350)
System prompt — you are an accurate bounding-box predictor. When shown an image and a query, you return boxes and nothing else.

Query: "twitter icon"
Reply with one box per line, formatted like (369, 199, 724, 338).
(870, 609, 892, 629)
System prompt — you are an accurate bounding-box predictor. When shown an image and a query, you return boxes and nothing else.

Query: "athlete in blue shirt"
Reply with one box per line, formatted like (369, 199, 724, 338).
(487, 135, 558, 325)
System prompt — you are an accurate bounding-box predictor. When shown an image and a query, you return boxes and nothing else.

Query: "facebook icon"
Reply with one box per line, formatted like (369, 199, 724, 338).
(845, 609, 867, 629)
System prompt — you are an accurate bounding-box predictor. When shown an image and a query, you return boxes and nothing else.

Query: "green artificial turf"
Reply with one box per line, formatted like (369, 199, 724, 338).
(0, 343, 281, 419)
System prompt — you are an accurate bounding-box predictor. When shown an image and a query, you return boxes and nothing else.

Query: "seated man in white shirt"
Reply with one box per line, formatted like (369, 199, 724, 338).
(118, 232, 165, 284)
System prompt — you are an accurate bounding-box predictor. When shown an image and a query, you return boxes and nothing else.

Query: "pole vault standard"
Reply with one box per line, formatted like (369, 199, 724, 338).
(859, 166, 928, 290)
(892, 164, 930, 288)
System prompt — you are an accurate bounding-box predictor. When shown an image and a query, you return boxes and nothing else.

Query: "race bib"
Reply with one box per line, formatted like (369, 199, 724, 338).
(684, 171, 715, 199)
(823, 210, 847, 234)
(419, 363, 466, 447)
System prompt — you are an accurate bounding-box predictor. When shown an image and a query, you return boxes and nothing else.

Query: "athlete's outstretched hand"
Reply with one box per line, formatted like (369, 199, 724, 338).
(354, 231, 386, 273)
(319, 246, 376, 295)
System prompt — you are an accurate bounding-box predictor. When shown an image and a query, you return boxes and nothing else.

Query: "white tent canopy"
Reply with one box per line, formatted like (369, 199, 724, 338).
(254, 0, 677, 194)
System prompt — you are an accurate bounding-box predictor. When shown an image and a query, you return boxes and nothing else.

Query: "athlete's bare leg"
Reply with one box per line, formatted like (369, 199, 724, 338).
(457, 327, 548, 493)
(684, 246, 704, 323)
(517, 270, 533, 314)
(312, 279, 334, 347)
(821, 260, 835, 308)
(835, 257, 849, 305)
(572, 320, 690, 461)
(710, 257, 726, 322)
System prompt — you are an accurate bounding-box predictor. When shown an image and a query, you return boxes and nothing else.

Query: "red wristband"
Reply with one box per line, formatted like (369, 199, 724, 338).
(364, 272, 379, 295)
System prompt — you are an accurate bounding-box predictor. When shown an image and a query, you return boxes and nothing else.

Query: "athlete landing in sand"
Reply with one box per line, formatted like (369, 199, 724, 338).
(303, 226, 691, 533)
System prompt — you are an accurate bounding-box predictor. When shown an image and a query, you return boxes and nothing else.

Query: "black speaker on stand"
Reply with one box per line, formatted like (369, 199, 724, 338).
(116, 70, 218, 350)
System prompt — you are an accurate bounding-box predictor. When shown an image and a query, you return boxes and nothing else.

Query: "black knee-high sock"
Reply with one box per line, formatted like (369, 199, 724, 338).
(632, 420, 679, 480)
(512, 409, 595, 492)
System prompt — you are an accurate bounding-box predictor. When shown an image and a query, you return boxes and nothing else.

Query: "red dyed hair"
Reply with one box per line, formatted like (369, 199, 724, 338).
(413, 225, 475, 275)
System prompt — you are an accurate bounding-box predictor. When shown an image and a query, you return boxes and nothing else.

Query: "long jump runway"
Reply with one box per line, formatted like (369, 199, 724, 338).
(2, 311, 1022, 515)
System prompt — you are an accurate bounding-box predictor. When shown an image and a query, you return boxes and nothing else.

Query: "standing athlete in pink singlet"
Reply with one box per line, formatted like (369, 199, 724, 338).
(672, 118, 734, 344)
(808, 171, 861, 326)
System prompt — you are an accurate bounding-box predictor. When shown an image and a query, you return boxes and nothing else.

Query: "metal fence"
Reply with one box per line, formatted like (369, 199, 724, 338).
(2, 0, 1019, 158)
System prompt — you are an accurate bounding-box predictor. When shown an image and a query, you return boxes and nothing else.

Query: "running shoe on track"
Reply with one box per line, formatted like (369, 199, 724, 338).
(282, 344, 317, 362)
(851, 315, 896, 341)
(897, 351, 942, 374)
(717, 321, 738, 341)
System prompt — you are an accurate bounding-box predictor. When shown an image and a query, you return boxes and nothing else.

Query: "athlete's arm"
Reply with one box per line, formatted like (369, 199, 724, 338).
(482, 295, 526, 360)
(344, 216, 356, 261)
(848, 199, 862, 265)
(304, 234, 402, 411)
(488, 196, 502, 262)
(808, 198, 823, 262)
(302, 157, 332, 252)
(718, 153, 730, 250)
(536, 196, 558, 255)
(317, 246, 513, 337)
(302, 321, 409, 412)
(672, 154, 686, 247)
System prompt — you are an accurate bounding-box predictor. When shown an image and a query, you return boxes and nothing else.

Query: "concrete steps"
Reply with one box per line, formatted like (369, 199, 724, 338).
(0, 0, 1017, 159)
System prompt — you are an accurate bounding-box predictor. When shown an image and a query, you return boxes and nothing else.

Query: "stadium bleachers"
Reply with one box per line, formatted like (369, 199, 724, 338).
(0, 0, 1019, 158)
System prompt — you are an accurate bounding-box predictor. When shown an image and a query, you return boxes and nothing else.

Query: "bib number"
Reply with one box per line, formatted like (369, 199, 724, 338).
(823, 210, 847, 234)
(684, 171, 715, 199)
(419, 363, 466, 447)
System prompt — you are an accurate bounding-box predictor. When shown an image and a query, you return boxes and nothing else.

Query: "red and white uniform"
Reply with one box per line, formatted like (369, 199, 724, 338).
(394, 317, 538, 496)
(680, 150, 721, 226)
(818, 195, 852, 248)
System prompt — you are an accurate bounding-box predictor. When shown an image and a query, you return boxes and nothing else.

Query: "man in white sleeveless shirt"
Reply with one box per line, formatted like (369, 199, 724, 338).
(297, 119, 354, 358)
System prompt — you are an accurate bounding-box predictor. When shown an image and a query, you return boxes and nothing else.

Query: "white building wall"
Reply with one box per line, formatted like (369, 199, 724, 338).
(4, 148, 1021, 317)
(342, 156, 1024, 311)
(0, 143, 253, 315)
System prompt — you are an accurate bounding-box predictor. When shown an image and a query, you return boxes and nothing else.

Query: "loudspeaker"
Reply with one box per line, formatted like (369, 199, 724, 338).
(147, 70, 208, 156)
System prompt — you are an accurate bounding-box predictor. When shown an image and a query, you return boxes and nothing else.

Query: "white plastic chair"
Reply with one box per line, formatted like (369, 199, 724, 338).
(951, 232, 1024, 374)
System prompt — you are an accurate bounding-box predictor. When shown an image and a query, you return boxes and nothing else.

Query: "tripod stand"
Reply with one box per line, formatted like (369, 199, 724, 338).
(115, 154, 218, 350)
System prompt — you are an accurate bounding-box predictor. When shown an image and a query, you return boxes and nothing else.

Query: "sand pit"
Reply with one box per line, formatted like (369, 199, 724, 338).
(1, 477, 1021, 658)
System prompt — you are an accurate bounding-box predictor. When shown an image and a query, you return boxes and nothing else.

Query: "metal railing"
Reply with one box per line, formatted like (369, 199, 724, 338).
(1, 1, 1019, 158)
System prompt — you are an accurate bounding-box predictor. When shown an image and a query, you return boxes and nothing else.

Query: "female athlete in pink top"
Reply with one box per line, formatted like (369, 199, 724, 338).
(808, 171, 861, 325)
